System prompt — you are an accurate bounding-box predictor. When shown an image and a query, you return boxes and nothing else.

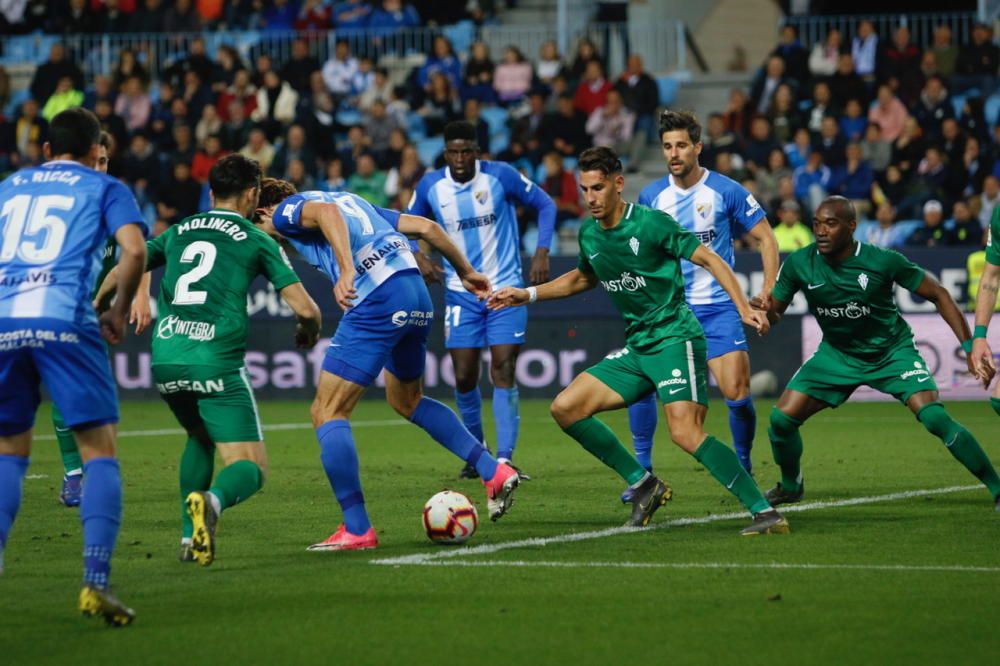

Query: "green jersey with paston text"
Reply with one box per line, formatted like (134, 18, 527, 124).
(147, 208, 301, 371)
(986, 205, 1000, 266)
(772, 241, 925, 360)
(577, 202, 703, 353)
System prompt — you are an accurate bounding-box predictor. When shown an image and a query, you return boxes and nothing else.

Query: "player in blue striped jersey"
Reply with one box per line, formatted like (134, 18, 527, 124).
(0, 109, 147, 625)
(408, 121, 557, 476)
(627, 110, 779, 481)
(254, 179, 521, 551)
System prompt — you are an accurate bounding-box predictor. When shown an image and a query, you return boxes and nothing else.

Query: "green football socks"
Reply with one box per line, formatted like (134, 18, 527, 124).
(209, 460, 263, 511)
(52, 407, 82, 475)
(991, 397, 1000, 418)
(564, 417, 648, 485)
(918, 403, 1000, 498)
(693, 436, 771, 515)
(179, 438, 215, 539)
(768, 408, 804, 493)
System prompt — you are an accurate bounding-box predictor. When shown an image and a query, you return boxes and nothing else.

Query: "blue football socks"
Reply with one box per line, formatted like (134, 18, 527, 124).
(726, 397, 757, 472)
(0, 454, 29, 550)
(316, 420, 371, 536)
(493, 386, 520, 461)
(410, 397, 498, 480)
(628, 393, 657, 472)
(80, 458, 122, 589)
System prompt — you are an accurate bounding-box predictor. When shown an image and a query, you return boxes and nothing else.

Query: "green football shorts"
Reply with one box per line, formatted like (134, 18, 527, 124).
(152, 365, 264, 443)
(787, 340, 938, 407)
(586, 337, 709, 406)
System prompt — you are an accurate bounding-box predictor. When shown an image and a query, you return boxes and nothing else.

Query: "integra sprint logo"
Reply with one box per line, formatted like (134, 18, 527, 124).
(156, 315, 217, 341)
(600, 271, 647, 293)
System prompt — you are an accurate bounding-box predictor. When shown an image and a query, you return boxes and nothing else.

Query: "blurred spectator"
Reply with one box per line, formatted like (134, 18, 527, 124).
(750, 56, 789, 115)
(217, 69, 257, 121)
(347, 153, 388, 206)
(191, 134, 228, 183)
(805, 81, 834, 133)
(384, 144, 425, 199)
(286, 158, 315, 191)
(769, 175, 804, 218)
(214, 46, 246, 90)
(168, 123, 196, 165)
(197, 0, 225, 26)
(573, 60, 612, 116)
(364, 99, 402, 156)
(359, 67, 394, 112)
(978, 175, 1000, 228)
(585, 89, 633, 156)
(252, 70, 299, 138)
(899, 51, 940, 108)
(567, 38, 602, 87)
(906, 199, 950, 246)
(332, 0, 371, 28)
(164, 38, 215, 91)
(219, 100, 253, 151)
(114, 76, 151, 133)
(12, 99, 48, 159)
(868, 85, 908, 142)
(833, 142, 873, 216)
(418, 71, 461, 136)
(254, 54, 275, 88)
(493, 46, 533, 107)
(723, 88, 752, 136)
(838, 98, 865, 143)
(322, 40, 358, 103)
(911, 76, 952, 141)
(864, 203, 899, 248)
(755, 148, 792, 206)
(281, 39, 321, 95)
(829, 54, 867, 106)
(30, 43, 84, 104)
(850, 19, 878, 82)
(84, 76, 117, 111)
(132, 0, 169, 34)
(814, 116, 847, 168)
(714, 152, 746, 182)
(808, 28, 842, 79)
(319, 159, 345, 192)
(41, 76, 83, 122)
(773, 200, 812, 251)
(295, 0, 332, 30)
(463, 98, 490, 155)
(260, 0, 296, 31)
(955, 22, 998, 94)
(540, 152, 581, 227)
(120, 132, 161, 201)
(744, 115, 780, 173)
(156, 161, 202, 232)
(940, 118, 965, 166)
(195, 104, 223, 145)
(112, 50, 150, 92)
(463, 42, 496, 104)
(957, 136, 987, 200)
(164, 0, 202, 32)
(614, 55, 658, 145)
(380, 128, 408, 170)
(931, 24, 958, 79)
(147, 83, 176, 146)
(959, 96, 990, 145)
(702, 112, 740, 169)
(784, 127, 811, 170)
(338, 124, 368, 176)
(368, 0, 420, 37)
(543, 93, 589, 158)
(910, 145, 950, 205)
(950, 200, 983, 246)
(270, 124, 317, 178)
(891, 116, 925, 175)
(239, 128, 275, 172)
(537, 41, 565, 86)
(771, 24, 808, 87)
(99, 0, 132, 33)
(879, 25, 919, 86)
(420, 36, 463, 91)
(180, 71, 213, 125)
(860, 122, 892, 173)
(793, 151, 831, 211)
(767, 83, 801, 145)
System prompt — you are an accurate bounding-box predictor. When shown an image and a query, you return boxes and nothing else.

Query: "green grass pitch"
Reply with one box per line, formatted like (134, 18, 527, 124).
(2, 399, 999, 665)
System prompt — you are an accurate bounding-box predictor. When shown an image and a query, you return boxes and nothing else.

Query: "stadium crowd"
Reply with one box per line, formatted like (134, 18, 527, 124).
(0, 5, 998, 252)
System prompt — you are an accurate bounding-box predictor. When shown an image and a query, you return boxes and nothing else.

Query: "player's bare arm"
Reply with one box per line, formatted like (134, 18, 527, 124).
(912, 272, 993, 385)
(279, 282, 322, 349)
(689, 244, 769, 335)
(129, 272, 153, 334)
(101, 224, 147, 345)
(397, 213, 492, 299)
(971, 261, 1000, 385)
(488, 268, 598, 310)
(747, 220, 780, 310)
(529, 245, 550, 285)
(300, 200, 357, 311)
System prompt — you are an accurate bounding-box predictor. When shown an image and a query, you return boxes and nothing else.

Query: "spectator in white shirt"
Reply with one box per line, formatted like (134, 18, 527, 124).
(851, 20, 878, 81)
(322, 39, 359, 102)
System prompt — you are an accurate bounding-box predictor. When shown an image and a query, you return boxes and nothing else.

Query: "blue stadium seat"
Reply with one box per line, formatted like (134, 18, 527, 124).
(985, 93, 1000, 127)
(489, 128, 509, 155)
(480, 106, 508, 136)
(4, 88, 29, 117)
(656, 76, 679, 107)
(406, 111, 426, 139)
(855, 220, 876, 240)
(893, 219, 923, 245)
(443, 21, 476, 56)
(336, 109, 363, 126)
(198, 183, 211, 212)
(951, 94, 966, 118)
(416, 137, 441, 166)
(533, 162, 547, 184)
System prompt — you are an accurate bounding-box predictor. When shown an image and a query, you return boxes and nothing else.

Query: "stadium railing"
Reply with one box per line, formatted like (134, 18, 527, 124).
(782, 11, 978, 49)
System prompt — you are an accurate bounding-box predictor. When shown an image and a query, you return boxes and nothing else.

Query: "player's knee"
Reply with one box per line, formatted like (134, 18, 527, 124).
(667, 426, 704, 453)
(489, 357, 516, 387)
(309, 399, 325, 428)
(388, 388, 422, 419)
(719, 380, 750, 401)
(768, 407, 801, 437)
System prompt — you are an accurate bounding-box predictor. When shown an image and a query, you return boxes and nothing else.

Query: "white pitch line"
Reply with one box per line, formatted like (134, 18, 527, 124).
(32, 418, 409, 441)
(371, 484, 982, 566)
(396, 560, 1000, 574)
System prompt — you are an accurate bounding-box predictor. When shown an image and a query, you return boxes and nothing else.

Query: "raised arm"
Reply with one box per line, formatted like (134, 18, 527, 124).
(279, 282, 323, 349)
(397, 213, 492, 298)
(299, 200, 357, 310)
(689, 244, 769, 335)
(487, 268, 598, 310)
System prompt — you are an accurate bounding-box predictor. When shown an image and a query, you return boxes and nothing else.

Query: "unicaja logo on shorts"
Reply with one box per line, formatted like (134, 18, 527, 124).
(391, 310, 408, 327)
(600, 271, 646, 293)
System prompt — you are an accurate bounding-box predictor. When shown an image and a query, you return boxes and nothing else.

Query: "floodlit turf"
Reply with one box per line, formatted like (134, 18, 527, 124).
(3, 399, 1000, 665)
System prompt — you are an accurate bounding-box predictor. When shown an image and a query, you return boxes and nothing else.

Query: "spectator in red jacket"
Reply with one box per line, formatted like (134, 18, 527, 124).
(573, 60, 612, 116)
(190, 134, 229, 183)
(540, 152, 582, 227)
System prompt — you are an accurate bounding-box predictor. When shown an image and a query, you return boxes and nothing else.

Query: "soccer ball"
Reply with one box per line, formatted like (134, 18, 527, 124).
(422, 490, 478, 545)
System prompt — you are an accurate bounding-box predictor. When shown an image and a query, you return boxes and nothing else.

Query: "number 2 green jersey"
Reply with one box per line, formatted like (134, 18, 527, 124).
(577, 202, 704, 353)
(146, 208, 301, 371)
(772, 241, 925, 359)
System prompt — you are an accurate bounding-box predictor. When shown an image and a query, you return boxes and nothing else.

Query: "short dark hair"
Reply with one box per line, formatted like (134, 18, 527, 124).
(659, 109, 702, 143)
(444, 121, 478, 143)
(98, 130, 114, 153)
(48, 107, 100, 158)
(257, 177, 298, 212)
(577, 146, 623, 177)
(820, 195, 856, 222)
(209, 154, 262, 200)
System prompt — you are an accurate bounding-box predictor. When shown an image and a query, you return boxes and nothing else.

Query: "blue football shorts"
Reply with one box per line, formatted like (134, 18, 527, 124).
(323, 270, 433, 387)
(0, 317, 118, 435)
(443, 288, 528, 349)
(690, 302, 750, 361)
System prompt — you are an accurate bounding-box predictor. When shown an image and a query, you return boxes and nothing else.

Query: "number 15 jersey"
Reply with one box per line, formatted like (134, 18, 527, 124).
(147, 208, 301, 371)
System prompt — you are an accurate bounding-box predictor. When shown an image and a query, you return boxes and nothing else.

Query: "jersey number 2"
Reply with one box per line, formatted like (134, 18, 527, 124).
(0, 194, 73, 264)
(173, 241, 217, 305)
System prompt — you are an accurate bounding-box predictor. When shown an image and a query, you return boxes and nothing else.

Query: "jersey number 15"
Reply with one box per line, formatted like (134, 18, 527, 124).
(0, 194, 73, 264)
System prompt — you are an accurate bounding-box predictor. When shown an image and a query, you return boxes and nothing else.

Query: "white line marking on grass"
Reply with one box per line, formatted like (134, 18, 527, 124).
(397, 560, 1000, 574)
(25, 474, 48, 480)
(371, 484, 982, 566)
(33, 419, 409, 441)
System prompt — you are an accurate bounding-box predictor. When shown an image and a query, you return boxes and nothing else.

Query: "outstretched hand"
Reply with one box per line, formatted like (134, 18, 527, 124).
(461, 271, 492, 300)
(742, 309, 770, 336)
(487, 287, 529, 311)
(969, 338, 997, 389)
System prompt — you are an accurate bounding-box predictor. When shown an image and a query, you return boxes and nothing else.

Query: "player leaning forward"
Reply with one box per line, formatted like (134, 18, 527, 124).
(254, 179, 521, 551)
(489, 147, 789, 534)
(755, 196, 1000, 509)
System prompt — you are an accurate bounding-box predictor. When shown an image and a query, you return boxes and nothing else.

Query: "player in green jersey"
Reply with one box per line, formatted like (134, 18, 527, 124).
(52, 131, 153, 507)
(753, 196, 1000, 510)
(488, 147, 789, 535)
(100, 155, 322, 564)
